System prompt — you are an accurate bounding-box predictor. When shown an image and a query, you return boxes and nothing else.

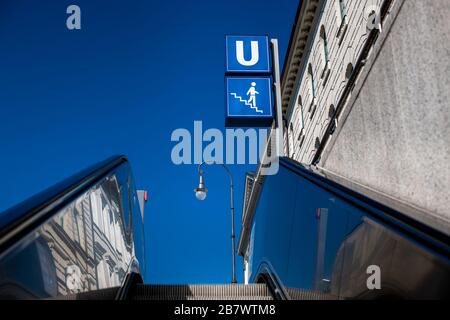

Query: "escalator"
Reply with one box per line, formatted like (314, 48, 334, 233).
(58, 284, 273, 300)
(0, 156, 146, 299)
(0, 156, 449, 300)
(239, 157, 450, 299)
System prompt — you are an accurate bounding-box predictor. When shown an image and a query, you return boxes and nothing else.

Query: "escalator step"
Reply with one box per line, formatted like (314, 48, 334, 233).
(50, 287, 120, 300)
(131, 284, 273, 300)
(285, 287, 338, 300)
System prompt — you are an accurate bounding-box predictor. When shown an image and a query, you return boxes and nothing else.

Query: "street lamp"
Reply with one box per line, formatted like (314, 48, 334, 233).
(194, 160, 237, 284)
(194, 175, 208, 201)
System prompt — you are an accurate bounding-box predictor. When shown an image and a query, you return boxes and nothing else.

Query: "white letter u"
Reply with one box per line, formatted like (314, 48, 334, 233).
(236, 41, 259, 66)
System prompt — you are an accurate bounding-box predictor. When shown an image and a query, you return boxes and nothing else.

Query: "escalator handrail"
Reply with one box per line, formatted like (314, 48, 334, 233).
(0, 155, 129, 256)
(279, 157, 450, 259)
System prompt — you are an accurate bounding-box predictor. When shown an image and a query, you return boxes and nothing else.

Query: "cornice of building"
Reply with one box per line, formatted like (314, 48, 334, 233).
(281, 0, 321, 119)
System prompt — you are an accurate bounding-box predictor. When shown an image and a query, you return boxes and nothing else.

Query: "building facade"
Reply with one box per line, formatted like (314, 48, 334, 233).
(280, 0, 450, 233)
(283, 0, 383, 163)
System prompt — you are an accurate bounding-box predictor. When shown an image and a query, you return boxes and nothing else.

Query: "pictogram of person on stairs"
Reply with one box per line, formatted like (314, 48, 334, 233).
(246, 82, 259, 108)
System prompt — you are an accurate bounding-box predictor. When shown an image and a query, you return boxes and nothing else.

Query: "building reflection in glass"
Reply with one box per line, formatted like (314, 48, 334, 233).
(245, 160, 450, 300)
(0, 167, 137, 299)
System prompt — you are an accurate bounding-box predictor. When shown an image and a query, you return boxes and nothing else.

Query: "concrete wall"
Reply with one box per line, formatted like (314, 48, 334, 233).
(321, 0, 450, 226)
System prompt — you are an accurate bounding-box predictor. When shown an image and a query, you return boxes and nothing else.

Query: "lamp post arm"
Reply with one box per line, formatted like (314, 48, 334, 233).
(198, 161, 233, 186)
(197, 161, 237, 284)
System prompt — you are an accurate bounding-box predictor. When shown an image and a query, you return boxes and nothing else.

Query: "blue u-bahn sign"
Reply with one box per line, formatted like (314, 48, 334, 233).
(226, 35, 271, 74)
(225, 35, 274, 127)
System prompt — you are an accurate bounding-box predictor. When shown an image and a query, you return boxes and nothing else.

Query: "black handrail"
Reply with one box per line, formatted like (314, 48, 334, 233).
(280, 157, 450, 259)
(0, 155, 129, 256)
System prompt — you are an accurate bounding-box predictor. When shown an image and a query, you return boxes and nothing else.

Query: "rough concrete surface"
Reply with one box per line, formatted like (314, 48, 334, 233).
(322, 0, 450, 227)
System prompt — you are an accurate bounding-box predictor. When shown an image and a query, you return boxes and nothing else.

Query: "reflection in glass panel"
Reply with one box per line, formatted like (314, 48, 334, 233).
(0, 168, 135, 299)
(246, 159, 450, 300)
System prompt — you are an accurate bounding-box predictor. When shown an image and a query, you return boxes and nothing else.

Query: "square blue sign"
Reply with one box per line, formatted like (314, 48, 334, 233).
(226, 36, 271, 74)
(226, 77, 273, 123)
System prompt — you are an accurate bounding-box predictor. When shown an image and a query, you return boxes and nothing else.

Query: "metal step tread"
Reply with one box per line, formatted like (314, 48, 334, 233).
(131, 284, 273, 300)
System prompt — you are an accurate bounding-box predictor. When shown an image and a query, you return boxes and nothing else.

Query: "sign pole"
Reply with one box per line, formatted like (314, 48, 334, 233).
(270, 38, 285, 157)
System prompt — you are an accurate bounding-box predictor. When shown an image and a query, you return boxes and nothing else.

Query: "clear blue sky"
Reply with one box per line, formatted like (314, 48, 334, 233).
(0, 0, 298, 284)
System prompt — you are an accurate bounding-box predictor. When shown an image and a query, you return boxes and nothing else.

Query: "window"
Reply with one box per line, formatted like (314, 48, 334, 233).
(315, 137, 321, 150)
(297, 95, 303, 108)
(345, 63, 354, 80)
(339, 0, 346, 22)
(320, 26, 330, 68)
(310, 104, 317, 120)
(336, 0, 348, 42)
(328, 104, 336, 118)
(297, 95, 304, 117)
(320, 26, 331, 82)
(289, 123, 295, 157)
(328, 104, 337, 135)
(308, 64, 316, 111)
(72, 209, 81, 244)
(309, 64, 315, 98)
(289, 121, 294, 140)
(297, 95, 305, 130)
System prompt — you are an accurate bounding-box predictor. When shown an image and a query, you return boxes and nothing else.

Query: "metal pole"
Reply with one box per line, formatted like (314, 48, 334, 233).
(230, 180, 237, 284)
(270, 38, 285, 157)
(197, 161, 237, 284)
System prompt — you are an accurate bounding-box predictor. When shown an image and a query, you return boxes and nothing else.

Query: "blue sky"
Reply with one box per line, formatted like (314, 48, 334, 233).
(0, 0, 298, 284)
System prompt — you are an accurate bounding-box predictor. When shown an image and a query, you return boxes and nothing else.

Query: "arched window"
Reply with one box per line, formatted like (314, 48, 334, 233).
(328, 104, 336, 118)
(329, 104, 337, 135)
(308, 64, 315, 97)
(315, 137, 321, 150)
(289, 122, 295, 157)
(308, 64, 316, 111)
(345, 63, 354, 80)
(296, 95, 305, 143)
(335, 0, 348, 41)
(338, 0, 346, 22)
(297, 95, 303, 108)
(320, 26, 330, 69)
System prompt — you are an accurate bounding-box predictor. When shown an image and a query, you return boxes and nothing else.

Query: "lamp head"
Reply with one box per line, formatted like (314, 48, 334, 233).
(194, 175, 208, 201)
